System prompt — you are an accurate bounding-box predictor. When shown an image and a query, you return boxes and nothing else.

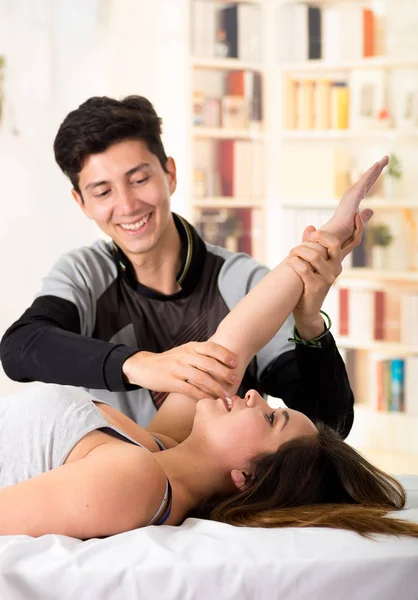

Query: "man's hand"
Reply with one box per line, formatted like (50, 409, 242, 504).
(286, 217, 364, 340)
(122, 341, 238, 401)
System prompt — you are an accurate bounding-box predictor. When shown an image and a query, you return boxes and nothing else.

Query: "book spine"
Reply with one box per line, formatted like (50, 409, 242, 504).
(339, 287, 349, 336)
(308, 6, 322, 60)
(391, 358, 405, 412)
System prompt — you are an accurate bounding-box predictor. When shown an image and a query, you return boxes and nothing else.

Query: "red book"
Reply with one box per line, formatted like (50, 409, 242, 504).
(226, 71, 245, 96)
(339, 288, 349, 336)
(374, 290, 385, 340)
(236, 208, 252, 256)
(363, 9, 375, 57)
(218, 140, 234, 196)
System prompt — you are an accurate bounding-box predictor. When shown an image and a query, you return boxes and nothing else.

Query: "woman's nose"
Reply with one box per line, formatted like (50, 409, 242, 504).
(245, 389, 258, 407)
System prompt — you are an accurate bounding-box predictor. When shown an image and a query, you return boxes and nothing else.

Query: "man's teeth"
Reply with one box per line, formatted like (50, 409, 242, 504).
(226, 397, 233, 411)
(120, 214, 151, 230)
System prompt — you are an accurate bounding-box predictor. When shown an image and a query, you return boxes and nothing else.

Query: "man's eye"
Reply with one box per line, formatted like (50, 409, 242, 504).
(132, 177, 149, 185)
(96, 190, 110, 198)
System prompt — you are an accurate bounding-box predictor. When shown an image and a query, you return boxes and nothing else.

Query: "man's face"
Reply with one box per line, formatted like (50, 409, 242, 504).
(73, 139, 177, 260)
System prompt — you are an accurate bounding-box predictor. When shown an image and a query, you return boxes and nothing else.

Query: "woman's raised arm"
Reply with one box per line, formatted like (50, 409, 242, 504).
(147, 157, 388, 441)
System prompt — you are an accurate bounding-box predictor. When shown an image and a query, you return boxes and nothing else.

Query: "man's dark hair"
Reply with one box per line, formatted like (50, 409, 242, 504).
(53, 95, 168, 194)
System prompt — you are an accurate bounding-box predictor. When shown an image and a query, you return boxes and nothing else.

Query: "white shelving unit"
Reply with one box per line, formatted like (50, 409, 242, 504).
(189, 0, 266, 262)
(279, 57, 418, 73)
(188, 0, 418, 472)
(274, 0, 418, 472)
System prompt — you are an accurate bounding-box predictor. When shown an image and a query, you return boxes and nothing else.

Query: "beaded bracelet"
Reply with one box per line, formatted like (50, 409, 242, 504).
(288, 310, 332, 348)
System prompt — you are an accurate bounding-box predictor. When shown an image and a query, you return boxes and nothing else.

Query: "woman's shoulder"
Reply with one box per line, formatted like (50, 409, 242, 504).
(85, 439, 170, 531)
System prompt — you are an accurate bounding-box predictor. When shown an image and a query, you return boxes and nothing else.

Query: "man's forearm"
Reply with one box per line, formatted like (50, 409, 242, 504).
(1, 321, 138, 390)
(260, 335, 354, 438)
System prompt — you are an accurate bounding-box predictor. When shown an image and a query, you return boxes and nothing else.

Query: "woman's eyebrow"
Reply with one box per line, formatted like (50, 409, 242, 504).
(280, 410, 290, 431)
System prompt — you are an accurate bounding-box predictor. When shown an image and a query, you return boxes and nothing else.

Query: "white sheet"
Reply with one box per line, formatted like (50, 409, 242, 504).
(0, 475, 417, 600)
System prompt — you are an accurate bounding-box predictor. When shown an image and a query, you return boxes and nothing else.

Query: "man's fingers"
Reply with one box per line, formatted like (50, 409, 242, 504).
(187, 353, 237, 385)
(181, 367, 229, 400)
(193, 341, 237, 368)
(302, 225, 316, 241)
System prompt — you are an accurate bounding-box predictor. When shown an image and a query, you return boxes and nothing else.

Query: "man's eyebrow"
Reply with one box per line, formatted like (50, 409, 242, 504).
(85, 163, 151, 191)
(280, 410, 290, 431)
(125, 162, 151, 178)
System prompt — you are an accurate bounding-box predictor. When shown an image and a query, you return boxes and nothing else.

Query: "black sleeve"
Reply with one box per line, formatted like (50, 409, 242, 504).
(0, 295, 140, 391)
(259, 332, 354, 439)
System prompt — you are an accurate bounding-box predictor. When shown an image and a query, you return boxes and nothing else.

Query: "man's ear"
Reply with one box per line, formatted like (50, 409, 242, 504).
(231, 469, 253, 491)
(165, 157, 177, 195)
(72, 188, 93, 219)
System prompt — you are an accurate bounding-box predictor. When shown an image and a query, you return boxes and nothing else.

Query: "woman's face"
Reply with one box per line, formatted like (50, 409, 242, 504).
(193, 389, 317, 470)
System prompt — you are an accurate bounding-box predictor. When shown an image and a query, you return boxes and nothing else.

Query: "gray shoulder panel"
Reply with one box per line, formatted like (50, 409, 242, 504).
(207, 243, 295, 378)
(35, 239, 117, 336)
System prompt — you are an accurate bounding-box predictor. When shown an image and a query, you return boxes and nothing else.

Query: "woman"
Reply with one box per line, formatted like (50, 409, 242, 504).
(0, 157, 417, 539)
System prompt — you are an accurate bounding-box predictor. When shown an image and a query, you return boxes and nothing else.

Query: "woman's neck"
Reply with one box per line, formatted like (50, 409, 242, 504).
(154, 439, 233, 514)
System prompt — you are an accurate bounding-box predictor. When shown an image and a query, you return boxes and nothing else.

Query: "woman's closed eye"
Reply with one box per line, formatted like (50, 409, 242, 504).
(265, 411, 276, 426)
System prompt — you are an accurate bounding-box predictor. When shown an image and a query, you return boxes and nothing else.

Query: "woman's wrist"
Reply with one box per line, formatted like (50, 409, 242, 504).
(292, 313, 325, 342)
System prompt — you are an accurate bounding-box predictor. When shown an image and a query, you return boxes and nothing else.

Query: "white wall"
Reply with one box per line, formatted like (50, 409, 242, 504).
(0, 0, 190, 395)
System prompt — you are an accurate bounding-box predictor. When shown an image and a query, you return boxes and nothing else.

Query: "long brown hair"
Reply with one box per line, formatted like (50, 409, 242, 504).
(197, 422, 418, 538)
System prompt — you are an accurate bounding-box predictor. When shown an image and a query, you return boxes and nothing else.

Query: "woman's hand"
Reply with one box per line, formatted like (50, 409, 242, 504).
(320, 156, 388, 246)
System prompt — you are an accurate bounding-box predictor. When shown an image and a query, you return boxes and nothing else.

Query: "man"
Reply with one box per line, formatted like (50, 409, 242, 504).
(0, 95, 354, 433)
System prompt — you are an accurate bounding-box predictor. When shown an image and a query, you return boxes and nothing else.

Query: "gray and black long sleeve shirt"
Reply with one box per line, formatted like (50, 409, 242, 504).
(0, 214, 354, 435)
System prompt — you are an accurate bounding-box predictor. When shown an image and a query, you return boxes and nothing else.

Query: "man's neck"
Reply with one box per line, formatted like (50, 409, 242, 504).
(127, 217, 183, 295)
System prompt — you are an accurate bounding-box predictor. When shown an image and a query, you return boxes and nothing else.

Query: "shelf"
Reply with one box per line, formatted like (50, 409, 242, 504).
(193, 126, 264, 140)
(348, 405, 418, 470)
(193, 197, 263, 209)
(191, 57, 262, 72)
(281, 129, 418, 141)
(279, 57, 418, 73)
(283, 0, 369, 4)
(339, 268, 418, 283)
(335, 337, 418, 354)
(207, 0, 261, 3)
(281, 197, 418, 210)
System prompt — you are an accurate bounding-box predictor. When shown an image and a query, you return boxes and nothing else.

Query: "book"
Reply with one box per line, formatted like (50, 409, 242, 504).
(284, 79, 299, 129)
(315, 80, 331, 129)
(349, 289, 375, 342)
(331, 82, 349, 129)
(308, 6, 321, 60)
(374, 290, 385, 340)
(218, 140, 234, 196)
(363, 8, 375, 57)
(339, 288, 349, 336)
(298, 80, 315, 129)
(383, 292, 401, 343)
(391, 358, 405, 412)
(220, 4, 261, 61)
(221, 5, 238, 58)
(221, 95, 248, 129)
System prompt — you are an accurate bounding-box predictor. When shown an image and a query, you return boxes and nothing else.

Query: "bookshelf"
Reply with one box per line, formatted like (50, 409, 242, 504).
(190, 0, 266, 261)
(188, 0, 418, 471)
(274, 0, 418, 469)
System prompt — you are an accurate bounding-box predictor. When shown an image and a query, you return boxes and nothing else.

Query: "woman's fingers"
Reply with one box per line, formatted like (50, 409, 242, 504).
(338, 156, 388, 220)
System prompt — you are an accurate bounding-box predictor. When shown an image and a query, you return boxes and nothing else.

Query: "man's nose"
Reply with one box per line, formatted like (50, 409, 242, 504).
(117, 186, 140, 214)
